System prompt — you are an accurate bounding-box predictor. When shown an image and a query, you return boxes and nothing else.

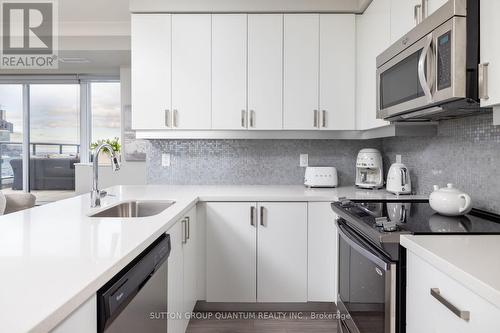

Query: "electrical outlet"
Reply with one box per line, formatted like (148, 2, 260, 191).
(161, 153, 171, 167)
(300, 154, 309, 167)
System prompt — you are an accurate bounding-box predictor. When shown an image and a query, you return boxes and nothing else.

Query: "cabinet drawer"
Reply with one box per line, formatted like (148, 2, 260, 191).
(406, 251, 500, 333)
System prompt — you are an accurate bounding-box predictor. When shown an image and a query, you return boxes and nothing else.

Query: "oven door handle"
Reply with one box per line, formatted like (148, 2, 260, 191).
(337, 223, 391, 271)
(418, 33, 434, 103)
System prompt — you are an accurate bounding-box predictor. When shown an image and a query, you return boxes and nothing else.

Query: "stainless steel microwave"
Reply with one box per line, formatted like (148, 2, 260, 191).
(376, 0, 483, 121)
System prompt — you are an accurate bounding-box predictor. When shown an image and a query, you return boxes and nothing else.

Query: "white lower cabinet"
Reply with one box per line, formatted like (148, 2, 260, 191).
(206, 202, 257, 302)
(168, 220, 185, 333)
(257, 202, 308, 302)
(406, 251, 500, 333)
(50, 295, 96, 333)
(168, 207, 197, 333)
(206, 202, 308, 303)
(307, 202, 338, 302)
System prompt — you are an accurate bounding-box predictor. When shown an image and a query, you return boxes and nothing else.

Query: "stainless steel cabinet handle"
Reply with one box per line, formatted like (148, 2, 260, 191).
(430, 288, 470, 321)
(186, 216, 190, 240)
(249, 110, 255, 128)
(173, 109, 178, 128)
(313, 110, 319, 128)
(250, 206, 255, 226)
(260, 206, 265, 226)
(322, 110, 327, 128)
(181, 218, 187, 244)
(414, 4, 422, 25)
(164, 109, 170, 128)
(479, 62, 489, 100)
(421, 0, 428, 20)
(241, 110, 247, 128)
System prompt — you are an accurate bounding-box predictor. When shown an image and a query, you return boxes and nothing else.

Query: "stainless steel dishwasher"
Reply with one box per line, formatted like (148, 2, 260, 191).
(97, 234, 170, 333)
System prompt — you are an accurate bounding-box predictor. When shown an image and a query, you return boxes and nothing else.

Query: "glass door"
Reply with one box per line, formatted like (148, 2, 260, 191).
(29, 84, 80, 202)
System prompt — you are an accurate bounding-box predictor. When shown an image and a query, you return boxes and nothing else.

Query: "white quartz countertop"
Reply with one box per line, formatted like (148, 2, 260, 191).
(0, 185, 423, 333)
(401, 235, 500, 309)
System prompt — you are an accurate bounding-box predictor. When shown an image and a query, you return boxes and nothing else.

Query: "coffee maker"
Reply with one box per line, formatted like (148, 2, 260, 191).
(355, 148, 384, 189)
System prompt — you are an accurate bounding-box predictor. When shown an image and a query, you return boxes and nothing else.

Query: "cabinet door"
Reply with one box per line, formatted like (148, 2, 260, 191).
(131, 14, 171, 130)
(212, 14, 248, 130)
(406, 251, 500, 333)
(307, 202, 338, 302)
(182, 207, 197, 330)
(427, 0, 448, 16)
(283, 14, 320, 130)
(390, 0, 420, 43)
(206, 202, 257, 302)
(319, 14, 355, 130)
(172, 14, 211, 129)
(167, 221, 184, 333)
(257, 202, 308, 302)
(480, 0, 500, 113)
(248, 14, 283, 130)
(356, 0, 391, 130)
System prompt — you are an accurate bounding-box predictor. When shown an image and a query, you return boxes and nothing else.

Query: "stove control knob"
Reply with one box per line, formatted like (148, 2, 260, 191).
(383, 219, 397, 232)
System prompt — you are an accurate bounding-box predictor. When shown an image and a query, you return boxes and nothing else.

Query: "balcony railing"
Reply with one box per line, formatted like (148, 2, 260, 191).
(0, 142, 80, 187)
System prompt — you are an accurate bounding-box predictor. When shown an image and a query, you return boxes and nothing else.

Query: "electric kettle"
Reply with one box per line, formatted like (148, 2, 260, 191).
(386, 163, 411, 195)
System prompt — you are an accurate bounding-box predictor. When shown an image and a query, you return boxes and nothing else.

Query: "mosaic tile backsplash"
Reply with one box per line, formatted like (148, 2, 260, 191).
(383, 113, 500, 214)
(146, 139, 381, 186)
(145, 112, 500, 214)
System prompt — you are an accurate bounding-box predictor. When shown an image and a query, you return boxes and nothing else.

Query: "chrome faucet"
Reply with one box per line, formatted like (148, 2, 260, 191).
(91, 143, 121, 208)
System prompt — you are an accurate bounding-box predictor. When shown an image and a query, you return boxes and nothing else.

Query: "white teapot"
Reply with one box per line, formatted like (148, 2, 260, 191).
(429, 183, 472, 216)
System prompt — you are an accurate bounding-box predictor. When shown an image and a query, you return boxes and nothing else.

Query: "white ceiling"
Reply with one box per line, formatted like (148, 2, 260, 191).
(59, 0, 130, 22)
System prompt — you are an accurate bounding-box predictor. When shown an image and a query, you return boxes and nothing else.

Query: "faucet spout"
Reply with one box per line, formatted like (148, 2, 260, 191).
(91, 143, 120, 208)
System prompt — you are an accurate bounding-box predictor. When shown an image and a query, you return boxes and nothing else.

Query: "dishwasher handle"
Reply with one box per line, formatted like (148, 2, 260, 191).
(97, 234, 171, 333)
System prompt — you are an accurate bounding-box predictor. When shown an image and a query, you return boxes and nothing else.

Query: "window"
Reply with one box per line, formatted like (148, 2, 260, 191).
(0, 77, 120, 203)
(0, 85, 23, 191)
(91, 82, 121, 143)
(30, 84, 80, 156)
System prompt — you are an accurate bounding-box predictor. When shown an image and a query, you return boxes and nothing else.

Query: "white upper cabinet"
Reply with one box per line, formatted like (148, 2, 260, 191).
(131, 13, 357, 133)
(171, 14, 211, 129)
(131, 14, 171, 130)
(480, 0, 500, 123)
(356, 0, 391, 130)
(247, 14, 283, 130)
(211, 14, 248, 130)
(319, 14, 356, 130)
(390, 0, 420, 43)
(427, 0, 448, 16)
(283, 14, 320, 130)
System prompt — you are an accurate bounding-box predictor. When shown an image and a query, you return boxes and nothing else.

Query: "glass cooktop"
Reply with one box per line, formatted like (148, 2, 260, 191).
(347, 200, 500, 234)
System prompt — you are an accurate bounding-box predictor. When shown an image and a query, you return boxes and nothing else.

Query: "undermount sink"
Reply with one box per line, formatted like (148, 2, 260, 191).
(89, 200, 175, 218)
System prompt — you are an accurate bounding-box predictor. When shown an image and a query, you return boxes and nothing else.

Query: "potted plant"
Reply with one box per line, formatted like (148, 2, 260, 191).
(90, 137, 121, 165)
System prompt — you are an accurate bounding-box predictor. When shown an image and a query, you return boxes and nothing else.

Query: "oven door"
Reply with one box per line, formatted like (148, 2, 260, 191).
(337, 223, 396, 333)
(376, 16, 466, 120)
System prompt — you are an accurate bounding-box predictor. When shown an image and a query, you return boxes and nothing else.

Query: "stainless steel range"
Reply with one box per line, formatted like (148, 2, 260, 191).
(331, 199, 500, 333)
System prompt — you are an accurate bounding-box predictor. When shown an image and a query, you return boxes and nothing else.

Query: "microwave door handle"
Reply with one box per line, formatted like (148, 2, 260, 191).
(418, 34, 433, 103)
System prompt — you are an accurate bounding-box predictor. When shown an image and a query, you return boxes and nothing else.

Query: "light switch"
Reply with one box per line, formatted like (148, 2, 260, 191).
(300, 154, 309, 167)
(162, 153, 171, 167)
